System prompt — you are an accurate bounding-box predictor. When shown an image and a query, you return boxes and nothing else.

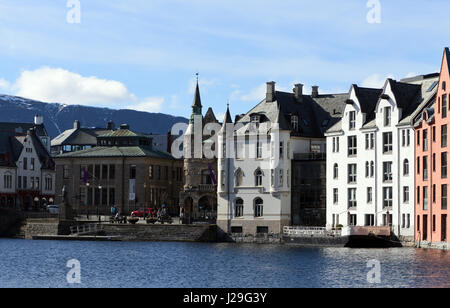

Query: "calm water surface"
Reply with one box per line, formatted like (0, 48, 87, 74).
(0, 239, 448, 288)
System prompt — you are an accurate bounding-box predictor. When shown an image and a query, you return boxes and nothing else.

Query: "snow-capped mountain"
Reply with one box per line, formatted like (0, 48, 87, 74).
(0, 94, 188, 138)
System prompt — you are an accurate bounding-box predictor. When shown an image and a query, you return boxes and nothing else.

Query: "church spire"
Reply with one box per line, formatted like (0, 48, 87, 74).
(190, 73, 203, 123)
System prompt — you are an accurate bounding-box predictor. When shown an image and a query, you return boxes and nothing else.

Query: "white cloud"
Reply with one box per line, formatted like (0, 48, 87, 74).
(361, 73, 395, 88)
(125, 97, 164, 113)
(0, 67, 174, 113)
(12, 67, 135, 107)
(0, 78, 10, 91)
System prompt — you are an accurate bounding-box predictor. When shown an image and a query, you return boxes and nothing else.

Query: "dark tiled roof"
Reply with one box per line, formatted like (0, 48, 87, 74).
(387, 79, 421, 116)
(0, 122, 48, 137)
(353, 85, 383, 123)
(237, 90, 348, 138)
(98, 128, 148, 138)
(204, 107, 218, 124)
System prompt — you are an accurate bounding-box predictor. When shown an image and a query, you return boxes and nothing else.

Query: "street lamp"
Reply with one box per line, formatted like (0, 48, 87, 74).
(86, 182, 90, 220)
(98, 186, 102, 223)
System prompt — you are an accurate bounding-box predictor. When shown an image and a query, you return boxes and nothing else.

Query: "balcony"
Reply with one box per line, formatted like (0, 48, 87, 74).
(198, 184, 217, 192)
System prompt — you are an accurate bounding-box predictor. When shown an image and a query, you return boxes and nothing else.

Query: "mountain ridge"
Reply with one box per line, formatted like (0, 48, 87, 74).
(0, 94, 188, 139)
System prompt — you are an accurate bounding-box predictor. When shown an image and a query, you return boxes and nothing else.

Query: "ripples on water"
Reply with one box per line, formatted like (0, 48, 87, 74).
(0, 239, 448, 288)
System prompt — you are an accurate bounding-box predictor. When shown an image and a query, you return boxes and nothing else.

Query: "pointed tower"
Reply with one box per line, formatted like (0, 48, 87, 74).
(190, 75, 203, 123)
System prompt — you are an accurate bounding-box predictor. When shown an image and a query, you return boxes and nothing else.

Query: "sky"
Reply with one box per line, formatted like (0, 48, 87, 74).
(0, 0, 450, 120)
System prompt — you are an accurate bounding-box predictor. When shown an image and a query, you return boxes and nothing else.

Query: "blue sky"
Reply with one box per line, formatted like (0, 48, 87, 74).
(0, 0, 450, 120)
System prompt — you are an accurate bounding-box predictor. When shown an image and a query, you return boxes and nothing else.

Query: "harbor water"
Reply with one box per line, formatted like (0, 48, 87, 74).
(0, 239, 448, 288)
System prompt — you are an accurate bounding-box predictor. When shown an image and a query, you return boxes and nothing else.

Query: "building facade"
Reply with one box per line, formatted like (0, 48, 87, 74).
(179, 81, 219, 223)
(414, 48, 450, 246)
(217, 82, 347, 239)
(0, 127, 55, 211)
(55, 124, 183, 216)
(326, 73, 439, 242)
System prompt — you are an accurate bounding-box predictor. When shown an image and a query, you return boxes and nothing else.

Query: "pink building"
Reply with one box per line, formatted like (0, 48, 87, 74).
(415, 48, 450, 245)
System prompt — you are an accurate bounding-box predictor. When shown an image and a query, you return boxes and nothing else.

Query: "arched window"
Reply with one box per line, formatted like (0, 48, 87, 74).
(254, 198, 263, 217)
(235, 169, 243, 187)
(255, 169, 263, 186)
(235, 198, 244, 217)
(333, 164, 338, 179)
(403, 159, 409, 176)
(370, 161, 375, 177)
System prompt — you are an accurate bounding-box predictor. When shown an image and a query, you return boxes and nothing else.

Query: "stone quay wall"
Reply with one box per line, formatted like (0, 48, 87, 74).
(102, 224, 217, 242)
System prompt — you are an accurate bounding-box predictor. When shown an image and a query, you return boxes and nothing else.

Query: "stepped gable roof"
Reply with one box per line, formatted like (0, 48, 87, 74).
(13, 129, 54, 170)
(237, 90, 348, 138)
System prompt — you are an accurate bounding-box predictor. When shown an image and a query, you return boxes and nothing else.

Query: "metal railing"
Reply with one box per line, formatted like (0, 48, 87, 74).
(70, 223, 104, 236)
(198, 184, 217, 192)
(283, 226, 341, 237)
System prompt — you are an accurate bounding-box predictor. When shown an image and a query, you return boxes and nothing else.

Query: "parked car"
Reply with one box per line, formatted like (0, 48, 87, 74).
(130, 208, 156, 218)
(47, 205, 59, 214)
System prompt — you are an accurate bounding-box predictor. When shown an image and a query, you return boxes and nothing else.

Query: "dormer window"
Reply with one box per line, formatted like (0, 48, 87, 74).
(349, 111, 356, 130)
(384, 107, 391, 127)
(291, 115, 299, 131)
(251, 115, 260, 124)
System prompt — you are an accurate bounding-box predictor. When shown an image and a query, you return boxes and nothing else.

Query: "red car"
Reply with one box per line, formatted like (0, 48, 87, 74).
(131, 208, 157, 218)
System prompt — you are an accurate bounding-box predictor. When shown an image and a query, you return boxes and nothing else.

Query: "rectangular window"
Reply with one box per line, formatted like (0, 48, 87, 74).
(18, 176, 22, 189)
(443, 94, 447, 118)
(349, 111, 356, 130)
(348, 188, 357, 209)
(130, 165, 136, 179)
(423, 187, 428, 211)
(348, 136, 357, 156)
(333, 188, 338, 204)
(442, 152, 447, 179)
(149, 165, 154, 179)
(442, 184, 448, 210)
(384, 107, 391, 126)
(102, 165, 108, 180)
(423, 156, 428, 181)
(442, 125, 447, 148)
(367, 187, 373, 203)
(423, 129, 428, 151)
(383, 162, 393, 182)
(383, 132, 393, 153)
(403, 186, 410, 203)
(30, 158, 35, 171)
(279, 169, 284, 187)
(433, 126, 436, 142)
(109, 165, 115, 180)
(365, 214, 375, 227)
(348, 164, 357, 183)
(23, 157, 27, 170)
(63, 165, 70, 179)
(383, 187, 393, 208)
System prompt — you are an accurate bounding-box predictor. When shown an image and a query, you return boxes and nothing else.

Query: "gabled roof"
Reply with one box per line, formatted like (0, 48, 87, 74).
(51, 127, 111, 146)
(237, 90, 348, 138)
(13, 130, 54, 170)
(204, 107, 218, 124)
(352, 85, 383, 123)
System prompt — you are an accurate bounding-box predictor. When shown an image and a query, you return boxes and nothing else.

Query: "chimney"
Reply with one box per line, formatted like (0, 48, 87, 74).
(74, 120, 81, 129)
(120, 124, 130, 130)
(294, 84, 304, 102)
(107, 121, 115, 130)
(34, 115, 43, 125)
(266, 81, 276, 103)
(311, 86, 319, 98)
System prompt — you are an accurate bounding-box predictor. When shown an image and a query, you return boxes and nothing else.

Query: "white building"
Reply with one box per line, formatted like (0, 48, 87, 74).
(217, 82, 347, 240)
(325, 74, 439, 241)
(0, 127, 55, 210)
